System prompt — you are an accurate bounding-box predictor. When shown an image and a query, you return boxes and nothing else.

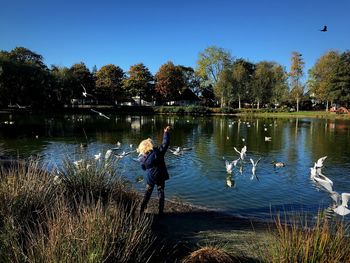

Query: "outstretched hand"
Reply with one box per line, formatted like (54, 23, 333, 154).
(164, 126, 171, 133)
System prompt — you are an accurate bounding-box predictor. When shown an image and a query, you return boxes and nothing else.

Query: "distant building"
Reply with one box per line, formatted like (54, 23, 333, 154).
(114, 95, 136, 106)
(166, 88, 201, 106)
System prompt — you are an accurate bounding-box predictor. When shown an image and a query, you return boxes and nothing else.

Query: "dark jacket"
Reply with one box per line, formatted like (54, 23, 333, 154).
(140, 131, 170, 185)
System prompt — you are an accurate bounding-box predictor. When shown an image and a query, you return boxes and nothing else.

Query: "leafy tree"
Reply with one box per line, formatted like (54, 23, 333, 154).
(8, 46, 47, 69)
(122, 63, 154, 105)
(196, 46, 232, 107)
(336, 51, 350, 107)
(50, 65, 75, 105)
(69, 62, 95, 99)
(155, 61, 185, 103)
(95, 64, 124, 103)
(289, 51, 305, 111)
(251, 62, 273, 109)
(231, 59, 254, 109)
(178, 66, 201, 95)
(215, 68, 233, 107)
(251, 61, 288, 109)
(0, 49, 51, 108)
(271, 63, 289, 107)
(308, 51, 341, 110)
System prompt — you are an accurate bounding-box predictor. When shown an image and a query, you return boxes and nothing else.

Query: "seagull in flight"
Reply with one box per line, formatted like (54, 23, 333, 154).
(115, 150, 136, 159)
(91, 109, 110, 119)
(234, 145, 247, 161)
(315, 156, 327, 168)
(333, 193, 350, 216)
(81, 84, 96, 98)
(225, 160, 234, 174)
(16, 103, 27, 109)
(169, 147, 183, 156)
(250, 157, 261, 175)
(320, 25, 327, 32)
(310, 156, 328, 179)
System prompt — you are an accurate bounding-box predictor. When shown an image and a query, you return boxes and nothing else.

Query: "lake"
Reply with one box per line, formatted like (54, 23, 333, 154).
(1, 112, 350, 221)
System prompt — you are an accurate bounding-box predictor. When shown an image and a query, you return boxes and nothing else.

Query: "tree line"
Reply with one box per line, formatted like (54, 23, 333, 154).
(0, 46, 349, 110)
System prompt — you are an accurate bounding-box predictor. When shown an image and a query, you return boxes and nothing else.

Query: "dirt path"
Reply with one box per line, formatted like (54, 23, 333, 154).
(144, 198, 270, 262)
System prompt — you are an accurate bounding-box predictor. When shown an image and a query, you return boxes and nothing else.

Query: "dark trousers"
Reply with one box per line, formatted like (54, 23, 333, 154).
(140, 181, 165, 214)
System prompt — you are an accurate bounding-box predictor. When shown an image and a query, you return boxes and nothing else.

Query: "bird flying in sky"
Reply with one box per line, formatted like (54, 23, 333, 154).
(320, 25, 327, 32)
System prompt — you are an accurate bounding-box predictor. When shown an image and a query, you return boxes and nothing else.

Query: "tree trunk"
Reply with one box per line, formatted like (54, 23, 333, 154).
(238, 95, 241, 110)
(326, 100, 329, 111)
(257, 100, 260, 110)
(296, 97, 299, 112)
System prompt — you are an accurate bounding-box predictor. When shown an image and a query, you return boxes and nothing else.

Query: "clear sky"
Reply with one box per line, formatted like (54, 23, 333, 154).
(0, 0, 349, 76)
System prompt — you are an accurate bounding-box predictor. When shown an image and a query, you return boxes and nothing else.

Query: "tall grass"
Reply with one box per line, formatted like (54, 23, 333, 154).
(0, 156, 159, 262)
(0, 157, 62, 261)
(25, 199, 156, 263)
(59, 153, 139, 209)
(261, 212, 350, 263)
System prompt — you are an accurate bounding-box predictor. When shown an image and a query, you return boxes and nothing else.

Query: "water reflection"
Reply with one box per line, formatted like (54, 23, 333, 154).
(0, 113, 350, 220)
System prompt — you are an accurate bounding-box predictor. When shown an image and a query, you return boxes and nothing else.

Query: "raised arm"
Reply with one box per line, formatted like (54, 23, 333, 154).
(159, 126, 171, 153)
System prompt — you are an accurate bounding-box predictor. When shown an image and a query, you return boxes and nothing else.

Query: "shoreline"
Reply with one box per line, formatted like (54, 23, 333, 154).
(145, 196, 270, 261)
(1, 105, 349, 119)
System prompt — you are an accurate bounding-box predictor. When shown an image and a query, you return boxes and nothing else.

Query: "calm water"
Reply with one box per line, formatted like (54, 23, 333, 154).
(1, 112, 350, 220)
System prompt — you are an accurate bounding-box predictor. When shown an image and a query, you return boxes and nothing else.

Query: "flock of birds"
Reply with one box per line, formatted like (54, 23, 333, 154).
(310, 156, 350, 216)
(73, 101, 350, 218)
(223, 147, 349, 216)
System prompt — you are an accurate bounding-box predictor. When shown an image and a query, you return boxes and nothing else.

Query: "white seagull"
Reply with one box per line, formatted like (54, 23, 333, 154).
(315, 156, 327, 173)
(81, 84, 95, 98)
(104, 149, 112, 161)
(169, 147, 183, 156)
(94, 152, 101, 160)
(234, 145, 247, 161)
(313, 172, 334, 193)
(91, 109, 110, 119)
(16, 103, 27, 109)
(73, 159, 84, 167)
(250, 157, 261, 175)
(225, 160, 233, 174)
(115, 150, 136, 159)
(333, 193, 350, 216)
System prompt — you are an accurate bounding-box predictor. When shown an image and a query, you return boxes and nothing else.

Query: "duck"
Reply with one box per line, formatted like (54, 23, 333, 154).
(226, 175, 234, 188)
(272, 161, 285, 167)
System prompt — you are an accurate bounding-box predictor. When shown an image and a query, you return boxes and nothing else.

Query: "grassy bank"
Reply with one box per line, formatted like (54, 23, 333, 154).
(3, 104, 350, 119)
(0, 154, 349, 262)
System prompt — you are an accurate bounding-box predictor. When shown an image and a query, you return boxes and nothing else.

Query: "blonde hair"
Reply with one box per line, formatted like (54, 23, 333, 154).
(137, 138, 154, 155)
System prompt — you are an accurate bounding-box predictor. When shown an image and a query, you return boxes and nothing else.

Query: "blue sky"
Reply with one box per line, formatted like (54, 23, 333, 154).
(0, 0, 349, 76)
